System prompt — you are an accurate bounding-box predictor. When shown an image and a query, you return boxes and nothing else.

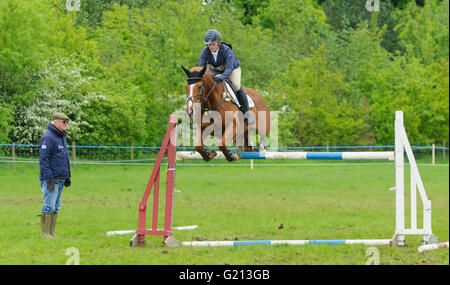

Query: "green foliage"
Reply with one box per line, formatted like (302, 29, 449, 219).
(253, 0, 328, 58)
(227, 0, 270, 25)
(0, 105, 12, 143)
(395, 0, 449, 64)
(0, 0, 49, 101)
(270, 45, 371, 146)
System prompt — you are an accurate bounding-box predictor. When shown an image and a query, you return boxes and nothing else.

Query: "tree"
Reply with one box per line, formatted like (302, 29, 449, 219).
(394, 0, 449, 64)
(226, 0, 270, 25)
(1, 0, 96, 143)
(269, 45, 371, 146)
(0, 105, 12, 143)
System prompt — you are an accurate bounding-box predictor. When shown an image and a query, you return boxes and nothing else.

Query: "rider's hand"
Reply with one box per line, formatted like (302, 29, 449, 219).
(64, 178, 71, 187)
(214, 74, 223, 82)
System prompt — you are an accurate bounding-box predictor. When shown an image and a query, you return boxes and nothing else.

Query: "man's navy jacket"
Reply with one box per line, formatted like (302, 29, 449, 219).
(198, 43, 240, 80)
(39, 123, 71, 181)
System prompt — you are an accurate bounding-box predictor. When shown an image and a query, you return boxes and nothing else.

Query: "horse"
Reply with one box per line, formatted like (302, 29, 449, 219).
(181, 65, 270, 162)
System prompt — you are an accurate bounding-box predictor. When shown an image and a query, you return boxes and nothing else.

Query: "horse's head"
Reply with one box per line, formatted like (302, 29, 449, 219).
(181, 65, 207, 117)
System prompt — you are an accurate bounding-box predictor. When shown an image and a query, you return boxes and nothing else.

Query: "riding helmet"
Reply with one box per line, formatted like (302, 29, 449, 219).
(204, 29, 221, 45)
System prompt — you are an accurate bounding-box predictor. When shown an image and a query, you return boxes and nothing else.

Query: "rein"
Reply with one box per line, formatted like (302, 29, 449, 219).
(187, 76, 227, 112)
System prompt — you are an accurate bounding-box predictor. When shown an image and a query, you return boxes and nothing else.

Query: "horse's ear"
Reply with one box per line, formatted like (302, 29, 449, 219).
(200, 65, 207, 76)
(181, 65, 190, 77)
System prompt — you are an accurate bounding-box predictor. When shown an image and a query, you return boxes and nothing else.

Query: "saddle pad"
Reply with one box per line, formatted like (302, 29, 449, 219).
(224, 81, 255, 108)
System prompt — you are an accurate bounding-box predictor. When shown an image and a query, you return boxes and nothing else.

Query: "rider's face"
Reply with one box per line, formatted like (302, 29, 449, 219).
(207, 42, 220, 52)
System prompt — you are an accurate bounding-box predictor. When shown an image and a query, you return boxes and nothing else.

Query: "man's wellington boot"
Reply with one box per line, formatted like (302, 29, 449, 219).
(50, 213, 58, 238)
(236, 88, 256, 125)
(41, 213, 52, 238)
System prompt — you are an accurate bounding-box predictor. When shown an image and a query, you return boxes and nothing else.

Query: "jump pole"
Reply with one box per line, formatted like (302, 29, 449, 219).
(182, 239, 392, 247)
(107, 225, 198, 236)
(418, 242, 449, 253)
(176, 151, 394, 160)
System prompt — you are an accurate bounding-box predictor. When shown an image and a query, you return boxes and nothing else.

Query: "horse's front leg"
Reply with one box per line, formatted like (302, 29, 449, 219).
(219, 122, 241, 162)
(218, 145, 240, 162)
(195, 125, 217, 162)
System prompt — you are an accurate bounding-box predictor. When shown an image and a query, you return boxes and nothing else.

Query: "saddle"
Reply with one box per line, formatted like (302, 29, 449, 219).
(222, 79, 255, 110)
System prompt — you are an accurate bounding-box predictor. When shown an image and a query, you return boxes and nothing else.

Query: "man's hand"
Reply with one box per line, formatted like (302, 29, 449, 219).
(214, 74, 223, 82)
(64, 178, 71, 187)
(46, 180, 56, 191)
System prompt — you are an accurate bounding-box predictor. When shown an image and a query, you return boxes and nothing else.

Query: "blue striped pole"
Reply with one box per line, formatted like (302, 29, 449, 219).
(182, 239, 391, 247)
(176, 151, 395, 160)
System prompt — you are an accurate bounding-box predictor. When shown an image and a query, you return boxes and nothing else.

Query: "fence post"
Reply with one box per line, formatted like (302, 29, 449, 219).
(432, 143, 435, 165)
(444, 141, 446, 161)
(131, 141, 134, 161)
(72, 142, 76, 166)
(12, 144, 15, 169)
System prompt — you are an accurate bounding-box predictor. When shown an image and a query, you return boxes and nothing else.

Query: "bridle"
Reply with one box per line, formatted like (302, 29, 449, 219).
(186, 76, 227, 113)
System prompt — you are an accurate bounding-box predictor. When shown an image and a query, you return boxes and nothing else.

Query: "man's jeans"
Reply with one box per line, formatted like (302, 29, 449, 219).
(40, 180, 64, 214)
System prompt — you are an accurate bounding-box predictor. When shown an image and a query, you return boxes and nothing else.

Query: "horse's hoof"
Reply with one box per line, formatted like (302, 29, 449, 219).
(201, 153, 212, 162)
(232, 153, 242, 161)
(209, 151, 217, 159)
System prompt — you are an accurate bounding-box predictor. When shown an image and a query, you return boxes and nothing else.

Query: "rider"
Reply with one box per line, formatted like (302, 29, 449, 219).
(199, 29, 256, 125)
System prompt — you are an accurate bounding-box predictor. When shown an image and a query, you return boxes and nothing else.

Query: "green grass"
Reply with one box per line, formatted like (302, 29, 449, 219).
(0, 160, 448, 265)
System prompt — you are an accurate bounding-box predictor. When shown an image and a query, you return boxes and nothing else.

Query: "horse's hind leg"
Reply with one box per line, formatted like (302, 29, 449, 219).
(244, 132, 257, 152)
(258, 136, 267, 152)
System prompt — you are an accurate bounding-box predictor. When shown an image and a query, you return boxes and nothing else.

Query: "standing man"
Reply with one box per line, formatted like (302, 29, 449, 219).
(39, 112, 71, 238)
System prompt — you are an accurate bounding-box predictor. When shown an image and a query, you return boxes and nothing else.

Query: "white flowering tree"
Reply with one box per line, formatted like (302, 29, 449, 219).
(12, 58, 102, 145)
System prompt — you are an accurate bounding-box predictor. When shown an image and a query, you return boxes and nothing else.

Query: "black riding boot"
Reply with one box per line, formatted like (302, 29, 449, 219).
(236, 87, 256, 125)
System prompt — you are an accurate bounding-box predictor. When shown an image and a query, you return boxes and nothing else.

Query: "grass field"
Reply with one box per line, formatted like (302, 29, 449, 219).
(0, 159, 448, 265)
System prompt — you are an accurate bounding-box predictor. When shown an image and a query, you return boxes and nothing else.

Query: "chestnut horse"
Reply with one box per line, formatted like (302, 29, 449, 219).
(182, 65, 270, 162)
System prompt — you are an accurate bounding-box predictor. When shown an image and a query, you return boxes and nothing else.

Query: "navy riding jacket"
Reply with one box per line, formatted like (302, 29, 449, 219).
(199, 43, 240, 80)
(39, 123, 71, 181)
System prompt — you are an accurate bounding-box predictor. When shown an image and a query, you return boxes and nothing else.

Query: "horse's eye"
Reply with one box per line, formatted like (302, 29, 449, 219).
(197, 86, 202, 91)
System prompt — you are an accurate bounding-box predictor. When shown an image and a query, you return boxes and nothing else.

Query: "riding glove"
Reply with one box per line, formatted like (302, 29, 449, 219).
(214, 74, 223, 82)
